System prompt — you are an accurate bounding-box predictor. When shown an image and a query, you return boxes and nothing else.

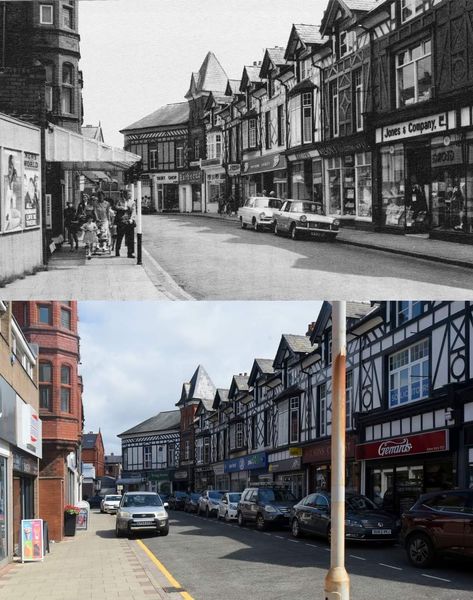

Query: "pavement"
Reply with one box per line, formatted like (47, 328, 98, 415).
(185, 211, 473, 270)
(0, 511, 188, 600)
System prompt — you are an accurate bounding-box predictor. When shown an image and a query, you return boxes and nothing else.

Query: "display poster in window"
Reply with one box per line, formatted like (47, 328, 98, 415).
(23, 153, 40, 228)
(2, 149, 22, 232)
(20, 519, 44, 562)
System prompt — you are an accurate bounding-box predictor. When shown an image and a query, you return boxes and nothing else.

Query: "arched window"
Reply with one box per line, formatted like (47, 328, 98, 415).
(60, 364, 72, 412)
(39, 362, 53, 410)
(61, 63, 74, 114)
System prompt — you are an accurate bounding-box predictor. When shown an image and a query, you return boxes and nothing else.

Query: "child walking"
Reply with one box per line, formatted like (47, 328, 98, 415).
(81, 215, 98, 260)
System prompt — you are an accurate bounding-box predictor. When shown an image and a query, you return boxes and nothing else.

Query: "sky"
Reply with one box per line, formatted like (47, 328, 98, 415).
(79, 0, 325, 148)
(78, 301, 322, 456)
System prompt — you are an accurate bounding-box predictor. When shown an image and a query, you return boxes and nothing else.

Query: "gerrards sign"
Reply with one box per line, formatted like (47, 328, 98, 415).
(356, 430, 448, 461)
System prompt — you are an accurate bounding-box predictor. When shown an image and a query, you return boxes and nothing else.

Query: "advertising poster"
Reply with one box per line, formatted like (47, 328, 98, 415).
(2, 149, 22, 232)
(76, 506, 89, 530)
(20, 519, 44, 562)
(23, 152, 40, 228)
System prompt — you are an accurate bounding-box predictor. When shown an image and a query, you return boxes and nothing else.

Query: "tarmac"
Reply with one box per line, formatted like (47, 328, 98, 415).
(0, 511, 188, 600)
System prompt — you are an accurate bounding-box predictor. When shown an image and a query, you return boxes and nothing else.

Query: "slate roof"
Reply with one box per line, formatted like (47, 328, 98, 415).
(293, 24, 325, 45)
(255, 358, 274, 375)
(226, 79, 241, 95)
(244, 65, 262, 84)
(343, 0, 380, 11)
(121, 102, 189, 132)
(213, 388, 229, 409)
(346, 301, 374, 319)
(283, 334, 314, 354)
(267, 47, 286, 66)
(105, 454, 122, 464)
(185, 52, 228, 97)
(232, 374, 249, 392)
(188, 364, 216, 401)
(82, 432, 98, 449)
(118, 410, 180, 437)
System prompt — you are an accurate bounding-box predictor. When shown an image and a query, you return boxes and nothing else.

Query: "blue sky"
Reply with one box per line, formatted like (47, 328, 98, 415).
(78, 301, 322, 455)
(79, 0, 325, 147)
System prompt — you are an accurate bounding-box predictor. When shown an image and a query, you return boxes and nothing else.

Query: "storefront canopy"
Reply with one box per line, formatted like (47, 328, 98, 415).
(45, 123, 141, 170)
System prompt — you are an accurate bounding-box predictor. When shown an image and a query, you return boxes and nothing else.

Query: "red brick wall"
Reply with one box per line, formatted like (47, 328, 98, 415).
(0, 66, 47, 127)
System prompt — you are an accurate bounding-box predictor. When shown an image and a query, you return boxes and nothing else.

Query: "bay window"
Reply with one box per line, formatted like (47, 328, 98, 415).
(288, 95, 301, 147)
(278, 400, 289, 446)
(289, 398, 299, 443)
(396, 39, 432, 108)
(61, 63, 74, 114)
(249, 119, 257, 148)
(302, 93, 313, 144)
(39, 362, 52, 410)
(389, 339, 429, 408)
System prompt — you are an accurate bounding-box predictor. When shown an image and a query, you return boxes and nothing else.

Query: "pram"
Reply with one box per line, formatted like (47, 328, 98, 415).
(93, 220, 111, 255)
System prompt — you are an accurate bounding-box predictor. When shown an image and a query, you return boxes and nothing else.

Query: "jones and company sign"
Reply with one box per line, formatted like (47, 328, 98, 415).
(356, 430, 449, 461)
(378, 113, 451, 143)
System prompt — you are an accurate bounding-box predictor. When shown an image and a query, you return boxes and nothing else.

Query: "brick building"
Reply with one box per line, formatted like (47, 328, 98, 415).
(12, 301, 83, 542)
(104, 453, 122, 479)
(82, 431, 105, 478)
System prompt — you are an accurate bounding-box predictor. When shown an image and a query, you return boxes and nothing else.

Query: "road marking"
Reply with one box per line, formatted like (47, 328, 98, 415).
(379, 563, 402, 571)
(275, 535, 284, 539)
(288, 539, 299, 543)
(136, 539, 195, 600)
(349, 555, 366, 561)
(421, 574, 451, 583)
(263, 533, 272, 536)
(305, 543, 319, 548)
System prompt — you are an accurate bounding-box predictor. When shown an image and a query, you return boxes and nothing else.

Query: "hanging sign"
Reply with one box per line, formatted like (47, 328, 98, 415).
(20, 519, 44, 562)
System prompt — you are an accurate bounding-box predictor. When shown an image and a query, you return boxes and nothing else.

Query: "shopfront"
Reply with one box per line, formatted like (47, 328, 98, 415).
(153, 172, 179, 212)
(172, 469, 189, 492)
(227, 164, 242, 208)
(213, 463, 229, 491)
(224, 451, 268, 492)
(375, 110, 472, 238)
(241, 152, 287, 200)
(356, 429, 452, 515)
(205, 170, 226, 213)
(268, 455, 305, 499)
(302, 434, 358, 495)
(179, 170, 202, 213)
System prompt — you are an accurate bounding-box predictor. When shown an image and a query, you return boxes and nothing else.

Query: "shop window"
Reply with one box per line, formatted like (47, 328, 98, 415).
(39, 362, 52, 410)
(40, 4, 53, 24)
(60, 364, 71, 412)
(61, 63, 74, 114)
(396, 39, 432, 108)
(289, 397, 299, 443)
(381, 144, 405, 227)
(389, 339, 429, 408)
(249, 119, 257, 149)
(265, 112, 272, 150)
(38, 303, 52, 325)
(277, 104, 285, 147)
(400, 0, 431, 24)
(60, 306, 71, 329)
(353, 68, 363, 132)
(302, 93, 313, 144)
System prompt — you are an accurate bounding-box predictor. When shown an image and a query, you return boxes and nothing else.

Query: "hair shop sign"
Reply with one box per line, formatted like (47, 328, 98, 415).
(356, 430, 448, 461)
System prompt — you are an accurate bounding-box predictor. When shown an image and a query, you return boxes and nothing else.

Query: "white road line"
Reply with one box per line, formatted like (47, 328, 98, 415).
(305, 543, 319, 548)
(288, 539, 299, 543)
(421, 574, 451, 583)
(275, 535, 284, 539)
(379, 563, 403, 571)
(349, 555, 366, 561)
(263, 533, 272, 536)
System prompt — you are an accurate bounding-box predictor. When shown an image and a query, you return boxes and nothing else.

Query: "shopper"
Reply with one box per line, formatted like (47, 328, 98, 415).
(64, 201, 79, 251)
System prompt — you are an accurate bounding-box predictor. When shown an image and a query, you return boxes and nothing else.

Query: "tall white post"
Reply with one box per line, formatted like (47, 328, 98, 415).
(136, 179, 142, 264)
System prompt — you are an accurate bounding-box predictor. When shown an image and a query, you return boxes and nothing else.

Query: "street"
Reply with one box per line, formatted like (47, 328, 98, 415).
(139, 510, 473, 600)
(142, 215, 473, 300)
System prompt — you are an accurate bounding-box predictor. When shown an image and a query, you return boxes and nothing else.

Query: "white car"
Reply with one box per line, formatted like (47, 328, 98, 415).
(238, 196, 283, 231)
(273, 199, 340, 241)
(217, 492, 242, 521)
(101, 494, 122, 514)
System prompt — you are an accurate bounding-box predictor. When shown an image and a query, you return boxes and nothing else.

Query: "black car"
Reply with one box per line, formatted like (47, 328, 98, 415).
(85, 494, 103, 509)
(237, 485, 298, 530)
(185, 493, 202, 513)
(290, 492, 400, 542)
(168, 491, 189, 510)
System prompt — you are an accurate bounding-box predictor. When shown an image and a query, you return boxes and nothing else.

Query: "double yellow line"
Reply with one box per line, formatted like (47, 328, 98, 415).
(136, 539, 195, 600)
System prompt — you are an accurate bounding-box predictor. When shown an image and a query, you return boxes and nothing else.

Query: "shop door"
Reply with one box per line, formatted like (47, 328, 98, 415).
(405, 145, 430, 233)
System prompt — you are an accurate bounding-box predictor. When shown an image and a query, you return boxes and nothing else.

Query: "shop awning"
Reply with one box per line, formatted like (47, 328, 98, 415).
(45, 123, 141, 170)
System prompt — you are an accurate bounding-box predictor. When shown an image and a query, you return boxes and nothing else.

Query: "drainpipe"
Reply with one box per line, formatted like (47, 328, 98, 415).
(324, 301, 350, 600)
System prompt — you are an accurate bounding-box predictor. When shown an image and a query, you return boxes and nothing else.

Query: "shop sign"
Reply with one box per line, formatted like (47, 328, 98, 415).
(268, 457, 302, 473)
(148, 473, 169, 481)
(356, 430, 449, 461)
(12, 451, 38, 475)
(207, 172, 225, 181)
(154, 173, 178, 184)
(224, 451, 267, 473)
(379, 113, 449, 143)
(20, 519, 44, 562)
(242, 153, 287, 175)
(431, 144, 463, 167)
(16, 397, 42, 458)
(303, 436, 356, 463)
(227, 164, 241, 176)
(201, 158, 221, 167)
(289, 447, 302, 457)
(213, 463, 225, 476)
(314, 138, 371, 158)
(179, 170, 202, 184)
(173, 470, 188, 480)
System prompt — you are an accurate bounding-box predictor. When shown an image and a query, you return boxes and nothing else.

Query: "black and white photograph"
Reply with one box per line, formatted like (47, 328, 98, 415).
(1, 1, 473, 600)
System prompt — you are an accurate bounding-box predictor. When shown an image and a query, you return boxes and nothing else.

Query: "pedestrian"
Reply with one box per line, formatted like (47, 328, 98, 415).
(115, 192, 135, 258)
(269, 191, 276, 198)
(64, 201, 79, 251)
(81, 215, 98, 260)
(85, 194, 97, 221)
(109, 204, 117, 251)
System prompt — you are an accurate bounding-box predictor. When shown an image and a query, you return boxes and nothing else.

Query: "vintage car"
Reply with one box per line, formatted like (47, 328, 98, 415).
(272, 200, 340, 240)
(238, 196, 284, 231)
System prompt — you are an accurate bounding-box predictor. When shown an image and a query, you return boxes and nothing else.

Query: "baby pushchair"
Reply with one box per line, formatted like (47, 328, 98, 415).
(93, 220, 111, 255)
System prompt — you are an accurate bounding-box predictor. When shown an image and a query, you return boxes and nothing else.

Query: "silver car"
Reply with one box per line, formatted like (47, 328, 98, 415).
(101, 494, 122, 514)
(115, 491, 169, 537)
(273, 199, 340, 240)
(217, 492, 242, 521)
(238, 196, 283, 231)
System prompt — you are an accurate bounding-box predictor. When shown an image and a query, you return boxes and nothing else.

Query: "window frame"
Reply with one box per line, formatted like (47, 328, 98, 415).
(396, 39, 432, 109)
(60, 364, 72, 412)
(248, 118, 257, 149)
(289, 397, 300, 443)
(38, 303, 52, 325)
(39, 361, 53, 410)
(302, 92, 313, 144)
(39, 4, 54, 25)
(63, 5, 73, 29)
(61, 62, 74, 115)
(388, 339, 430, 408)
(60, 306, 71, 330)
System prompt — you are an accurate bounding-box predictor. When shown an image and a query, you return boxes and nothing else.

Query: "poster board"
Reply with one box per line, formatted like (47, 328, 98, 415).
(20, 518, 44, 562)
(76, 502, 89, 530)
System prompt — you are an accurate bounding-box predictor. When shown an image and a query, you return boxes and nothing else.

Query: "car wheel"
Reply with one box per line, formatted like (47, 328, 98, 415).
(160, 527, 169, 537)
(252, 219, 259, 232)
(237, 511, 245, 527)
(291, 518, 302, 538)
(406, 533, 436, 568)
(224, 511, 230, 523)
(290, 223, 298, 240)
(115, 522, 123, 538)
(240, 218, 247, 229)
(256, 513, 266, 531)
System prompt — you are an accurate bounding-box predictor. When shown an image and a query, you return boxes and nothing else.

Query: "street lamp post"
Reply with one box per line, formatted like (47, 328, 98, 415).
(136, 179, 142, 265)
(324, 301, 350, 600)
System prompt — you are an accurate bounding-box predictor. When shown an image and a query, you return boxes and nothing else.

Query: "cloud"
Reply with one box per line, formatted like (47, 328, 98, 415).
(78, 301, 321, 454)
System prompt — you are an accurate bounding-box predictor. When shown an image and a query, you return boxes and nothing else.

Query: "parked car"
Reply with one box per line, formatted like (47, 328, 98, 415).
(238, 196, 283, 231)
(115, 491, 169, 538)
(401, 489, 473, 568)
(272, 199, 340, 241)
(168, 491, 189, 511)
(237, 485, 298, 530)
(290, 492, 400, 543)
(217, 492, 242, 522)
(101, 494, 122, 514)
(198, 490, 226, 517)
(185, 493, 202, 513)
(85, 494, 103, 509)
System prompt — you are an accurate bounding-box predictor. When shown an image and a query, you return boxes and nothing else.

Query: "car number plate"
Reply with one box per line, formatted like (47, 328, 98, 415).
(372, 529, 391, 535)
(134, 520, 154, 526)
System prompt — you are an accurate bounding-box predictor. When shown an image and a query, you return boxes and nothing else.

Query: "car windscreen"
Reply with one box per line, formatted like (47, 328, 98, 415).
(228, 493, 241, 503)
(290, 201, 323, 214)
(122, 494, 163, 508)
(268, 199, 283, 209)
(346, 495, 378, 511)
(259, 489, 297, 503)
(208, 491, 223, 500)
(106, 496, 121, 501)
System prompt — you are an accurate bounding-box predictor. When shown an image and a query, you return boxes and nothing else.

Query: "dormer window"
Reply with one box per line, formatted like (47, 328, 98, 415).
(339, 31, 355, 58)
(401, 0, 431, 24)
(300, 58, 311, 82)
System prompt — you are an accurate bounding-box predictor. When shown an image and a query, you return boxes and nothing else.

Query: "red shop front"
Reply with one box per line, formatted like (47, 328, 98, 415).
(303, 433, 359, 494)
(356, 429, 452, 514)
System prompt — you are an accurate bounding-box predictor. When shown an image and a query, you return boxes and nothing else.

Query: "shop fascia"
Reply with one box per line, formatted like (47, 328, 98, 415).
(224, 451, 268, 473)
(355, 430, 449, 461)
(241, 152, 287, 176)
(375, 111, 456, 144)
